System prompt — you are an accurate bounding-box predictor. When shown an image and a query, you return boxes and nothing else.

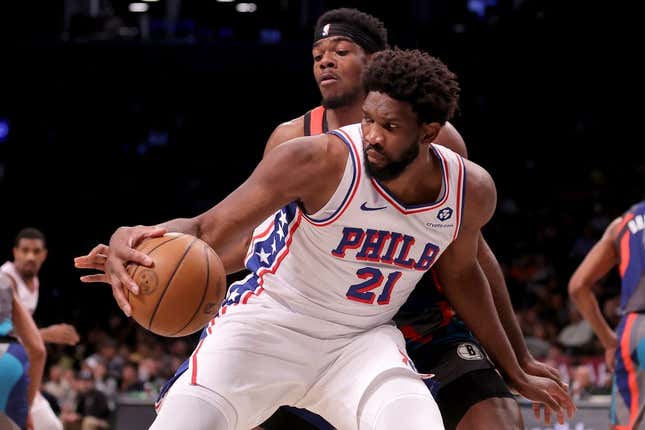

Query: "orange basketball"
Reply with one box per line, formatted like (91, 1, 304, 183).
(125, 233, 226, 337)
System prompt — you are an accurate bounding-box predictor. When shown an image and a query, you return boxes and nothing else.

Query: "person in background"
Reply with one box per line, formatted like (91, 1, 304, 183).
(569, 200, 645, 429)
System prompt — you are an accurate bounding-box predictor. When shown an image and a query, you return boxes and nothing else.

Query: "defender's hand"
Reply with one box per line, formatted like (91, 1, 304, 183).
(74, 243, 109, 284)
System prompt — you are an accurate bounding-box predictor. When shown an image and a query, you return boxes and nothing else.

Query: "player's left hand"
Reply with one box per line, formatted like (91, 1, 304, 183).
(522, 356, 564, 385)
(42, 323, 80, 345)
(519, 356, 570, 425)
(514, 373, 576, 426)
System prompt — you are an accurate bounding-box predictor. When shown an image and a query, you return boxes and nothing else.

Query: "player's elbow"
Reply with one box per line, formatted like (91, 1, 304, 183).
(567, 276, 588, 300)
(26, 336, 46, 362)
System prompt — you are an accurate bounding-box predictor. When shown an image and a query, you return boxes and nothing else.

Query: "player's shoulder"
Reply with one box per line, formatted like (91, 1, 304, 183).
(272, 115, 306, 140)
(264, 114, 307, 157)
(435, 121, 468, 158)
(0, 273, 12, 290)
(462, 158, 496, 223)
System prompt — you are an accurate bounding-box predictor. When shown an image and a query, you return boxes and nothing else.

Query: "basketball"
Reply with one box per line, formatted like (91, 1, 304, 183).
(125, 233, 226, 337)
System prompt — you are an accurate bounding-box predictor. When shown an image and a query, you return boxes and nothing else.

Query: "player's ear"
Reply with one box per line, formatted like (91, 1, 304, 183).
(421, 122, 441, 145)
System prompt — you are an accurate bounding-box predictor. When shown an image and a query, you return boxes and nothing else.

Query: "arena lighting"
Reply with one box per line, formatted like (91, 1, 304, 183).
(0, 118, 8, 143)
(129, 2, 149, 12)
(236, 2, 257, 13)
(216, 0, 235, 2)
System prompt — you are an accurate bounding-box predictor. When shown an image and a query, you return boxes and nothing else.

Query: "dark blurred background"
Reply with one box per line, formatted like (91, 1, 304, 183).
(0, 0, 641, 422)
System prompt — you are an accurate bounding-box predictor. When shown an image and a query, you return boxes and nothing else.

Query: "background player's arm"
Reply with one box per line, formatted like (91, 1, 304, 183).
(105, 133, 348, 315)
(263, 117, 306, 157)
(435, 161, 574, 420)
(568, 217, 621, 370)
(39, 323, 80, 345)
(11, 289, 46, 410)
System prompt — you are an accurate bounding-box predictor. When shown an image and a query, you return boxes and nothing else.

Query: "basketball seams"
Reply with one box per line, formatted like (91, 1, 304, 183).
(127, 234, 185, 306)
(169, 243, 212, 336)
(147, 237, 198, 330)
(128, 234, 185, 288)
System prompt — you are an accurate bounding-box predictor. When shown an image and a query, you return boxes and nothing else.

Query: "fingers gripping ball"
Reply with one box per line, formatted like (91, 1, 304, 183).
(126, 233, 226, 337)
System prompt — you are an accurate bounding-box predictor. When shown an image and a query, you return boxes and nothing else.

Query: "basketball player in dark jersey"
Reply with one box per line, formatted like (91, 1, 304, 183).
(75, 8, 567, 430)
(570, 201, 645, 429)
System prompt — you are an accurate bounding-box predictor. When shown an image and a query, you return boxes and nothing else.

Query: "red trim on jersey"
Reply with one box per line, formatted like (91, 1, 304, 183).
(370, 146, 451, 215)
(452, 155, 465, 241)
(245, 220, 276, 262)
(620, 232, 631, 278)
(304, 128, 362, 227)
(190, 337, 207, 384)
(255, 211, 303, 282)
(621, 313, 640, 428)
(310, 106, 325, 135)
(618, 213, 635, 277)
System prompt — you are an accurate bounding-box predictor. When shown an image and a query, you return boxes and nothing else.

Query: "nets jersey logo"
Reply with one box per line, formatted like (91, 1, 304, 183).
(437, 207, 453, 221)
(321, 23, 331, 36)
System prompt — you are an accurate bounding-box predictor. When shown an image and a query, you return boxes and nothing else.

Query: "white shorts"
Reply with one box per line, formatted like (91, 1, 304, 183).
(160, 290, 429, 430)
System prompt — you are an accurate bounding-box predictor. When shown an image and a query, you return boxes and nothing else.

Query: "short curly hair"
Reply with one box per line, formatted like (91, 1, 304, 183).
(314, 8, 388, 53)
(362, 48, 460, 125)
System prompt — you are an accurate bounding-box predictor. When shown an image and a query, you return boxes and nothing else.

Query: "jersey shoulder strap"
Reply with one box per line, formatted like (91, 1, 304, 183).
(303, 106, 328, 136)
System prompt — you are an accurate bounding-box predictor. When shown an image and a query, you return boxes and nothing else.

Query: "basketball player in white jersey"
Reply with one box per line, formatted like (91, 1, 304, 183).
(98, 48, 573, 430)
(75, 9, 568, 429)
(2, 228, 80, 430)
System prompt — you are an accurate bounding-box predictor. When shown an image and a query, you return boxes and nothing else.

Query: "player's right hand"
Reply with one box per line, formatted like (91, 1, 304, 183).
(43, 323, 80, 345)
(515, 373, 575, 425)
(74, 243, 109, 284)
(105, 225, 166, 316)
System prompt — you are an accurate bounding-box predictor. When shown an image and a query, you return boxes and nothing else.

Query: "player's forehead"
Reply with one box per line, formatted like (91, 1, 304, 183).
(363, 92, 415, 121)
(312, 36, 359, 51)
(16, 238, 45, 250)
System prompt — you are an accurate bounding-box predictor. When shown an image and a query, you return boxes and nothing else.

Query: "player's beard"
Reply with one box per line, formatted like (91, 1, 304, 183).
(321, 86, 362, 109)
(364, 140, 419, 181)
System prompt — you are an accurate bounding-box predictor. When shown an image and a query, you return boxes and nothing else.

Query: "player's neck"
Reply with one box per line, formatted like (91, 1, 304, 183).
(17, 270, 38, 292)
(378, 147, 443, 206)
(326, 102, 363, 129)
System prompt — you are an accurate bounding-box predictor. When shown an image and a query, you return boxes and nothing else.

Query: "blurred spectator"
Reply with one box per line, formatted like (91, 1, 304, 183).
(61, 370, 110, 430)
(557, 304, 595, 353)
(91, 362, 117, 411)
(85, 338, 123, 382)
(571, 364, 594, 400)
(119, 362, 144, 393)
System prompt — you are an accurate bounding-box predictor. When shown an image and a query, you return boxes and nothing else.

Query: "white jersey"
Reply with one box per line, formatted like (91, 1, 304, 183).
(1, 261, 39, 316)
(240, 123, 466, 331)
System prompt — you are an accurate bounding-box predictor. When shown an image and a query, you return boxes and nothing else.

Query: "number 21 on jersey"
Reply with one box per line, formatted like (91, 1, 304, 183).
(346, 268, 402, 305)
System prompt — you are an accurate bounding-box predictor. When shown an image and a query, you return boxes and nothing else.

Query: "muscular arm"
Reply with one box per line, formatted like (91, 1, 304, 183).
(435, 162, 527, 381)
(111, 133, 347, 275)
(76, 116, 312, 279)
(569, 218, 621, 353)
(477, 237, 532, 365)
(186, 118, 308, 272)
(436, 122, 553, 375)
